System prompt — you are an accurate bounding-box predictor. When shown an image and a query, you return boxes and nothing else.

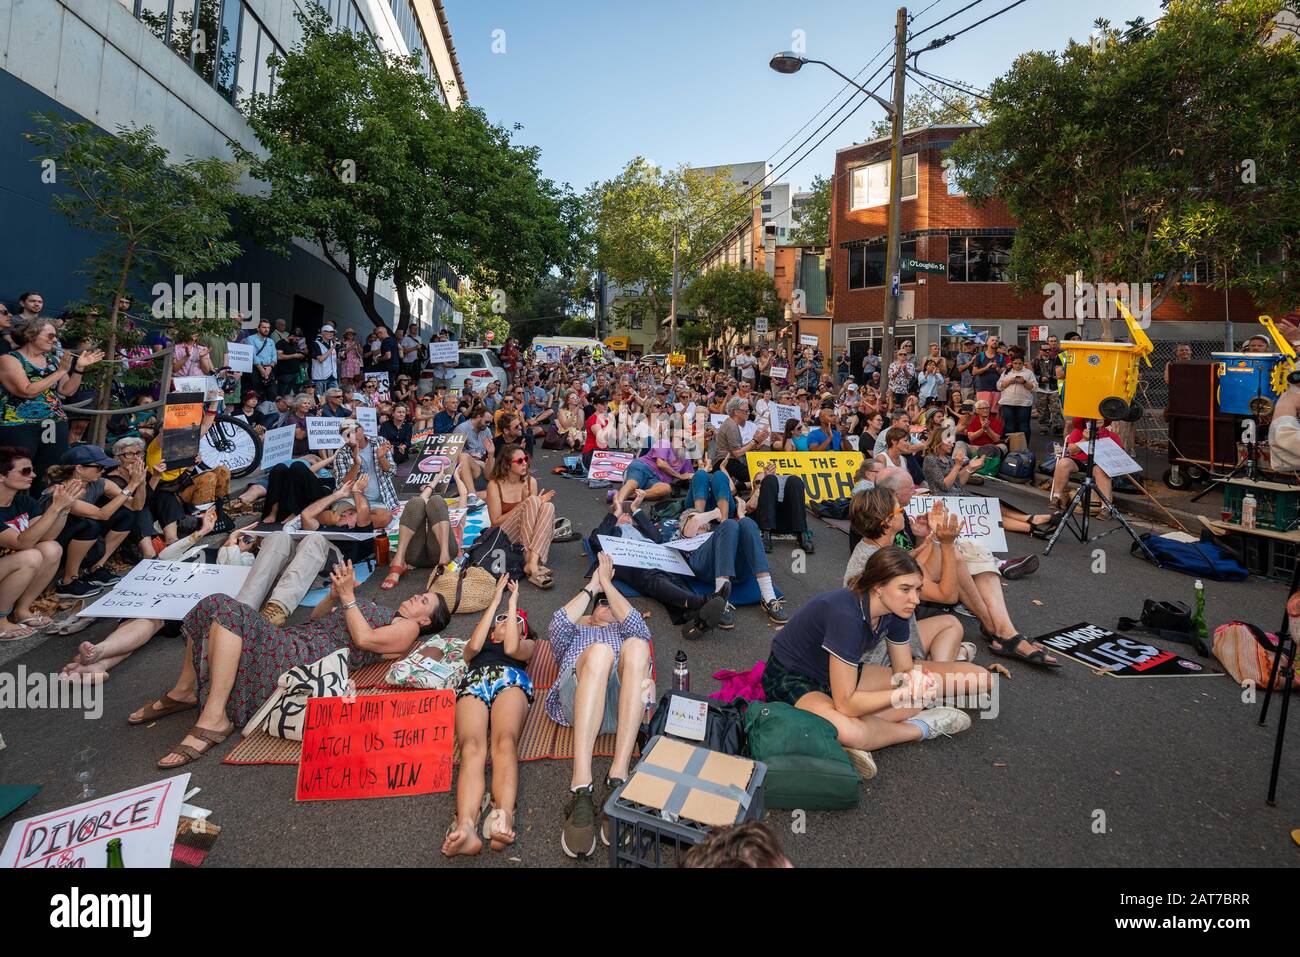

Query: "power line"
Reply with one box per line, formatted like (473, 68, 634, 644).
(908, 66, 989, 102)
(909, 0, 986, 42)
(911, 0, 1033, 56)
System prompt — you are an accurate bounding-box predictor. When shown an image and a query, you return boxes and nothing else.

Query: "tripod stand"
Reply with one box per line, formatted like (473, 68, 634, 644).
(1258, 557, 1298, 805)
(1043, 420, 1161, 564)
(1191, 411, 1263, 503)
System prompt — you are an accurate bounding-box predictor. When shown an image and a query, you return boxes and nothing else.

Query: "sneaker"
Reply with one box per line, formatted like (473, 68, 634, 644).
(952, 602, 978, 619)
(56, 578, 102, 600)
(260, 600, 289, 627)
(998, 555, 1039, 581)
(844, 747, 878, 780)
(87, 566, 120, 586)
(800, 530, 815, 554)
(560, 785, 598, 859)
(466, 494, 486, 510)
(913, 707, 973, 739)
(599, 775, 626, 848)
(762, 596, 789, 624)
(718, 602, 736, 630)
(761, 529, 773, 553)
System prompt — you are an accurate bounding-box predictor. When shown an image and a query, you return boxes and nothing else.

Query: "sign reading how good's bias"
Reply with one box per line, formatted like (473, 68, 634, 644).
(905, 494, 1008, 553)
(79, 561, 252, 621)
(296, 691, 455, 801)
(401, 434, 466, 493)
(746, 451, 863, 503)
(1032, 623, 1216, 677)
(597, 535, 695, 576)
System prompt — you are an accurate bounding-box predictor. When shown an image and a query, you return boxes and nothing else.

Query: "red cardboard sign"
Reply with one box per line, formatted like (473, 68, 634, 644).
(296, 691, 455, 801)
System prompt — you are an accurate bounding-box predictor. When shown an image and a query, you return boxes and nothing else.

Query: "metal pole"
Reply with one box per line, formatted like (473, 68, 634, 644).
(882, 6, 907, 393)
(670, 223, 680, 353)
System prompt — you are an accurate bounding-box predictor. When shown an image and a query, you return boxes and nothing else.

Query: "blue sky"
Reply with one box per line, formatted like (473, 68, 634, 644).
(444, 0, 1165, 196)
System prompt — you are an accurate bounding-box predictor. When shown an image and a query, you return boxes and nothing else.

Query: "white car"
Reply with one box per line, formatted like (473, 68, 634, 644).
(445, 348, 508, 393)
(639, 353, 668, 366)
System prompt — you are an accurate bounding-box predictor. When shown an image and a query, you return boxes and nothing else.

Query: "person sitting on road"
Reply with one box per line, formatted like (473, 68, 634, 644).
(0, 447, 75, 639)
(550, 553, 653, 859)
(680, 821, 792, 868)
(487, 444, 556, 590)
(386, 468, 470, 590)
(761, 546, 985, 780)
(454, 404, 496, 488)
(1049, 417, 1120, 513)
(922, 429, 1062, 539)
(965, 400, 1008, 458)
(379, 403, 414, 465)
(710, 396, 769, 491)
(675, 499, 789, 626)
(300, 474, 381, 566)
(807, 409, 842, 452)
(740, 460, 813, 554)
(443, 574, 535, 858)
(612, 441, 694, 511)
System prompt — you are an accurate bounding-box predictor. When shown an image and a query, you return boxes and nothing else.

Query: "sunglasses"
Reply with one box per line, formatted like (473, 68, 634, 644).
(495, 613, 526, 626)
(11, 466, 33, 476)
(511, 456, 530, 465)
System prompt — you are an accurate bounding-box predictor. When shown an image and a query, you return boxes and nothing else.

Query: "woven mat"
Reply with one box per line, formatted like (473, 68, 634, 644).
(222, 639, 612, 765)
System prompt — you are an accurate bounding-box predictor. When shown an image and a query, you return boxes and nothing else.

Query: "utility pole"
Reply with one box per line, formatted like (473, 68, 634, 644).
(881, 6, 907, 390)
(670, 223, 680, 352)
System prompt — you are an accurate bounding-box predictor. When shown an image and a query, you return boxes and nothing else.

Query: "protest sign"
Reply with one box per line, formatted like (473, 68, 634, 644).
(162, 393, 204, 469)
(427, 340, 458, 364)
(770, 365, 788, 381)
(296, 691, 455, 801)
(905, 494, 1008, 553)
(800, 334, 819, 348)
(306, 417, 344, 450)
(745, 450, 862, 503)
(225, 341, 253, 373)
(258, 424, 296, 472)
(845, 434, 860, 451)
(664, 531, 712, 552)
(589, 450, 634, 482)
(79, 561, 252, 620)
(1091, 437, 1142, 477)
(710, 413, 759, 443)
(172, 375, 220, 396)
(365, 372, 391, 401)
(1, 773, 189, 869)
(597, 535, 695, 576)
(355, 406, 379, 440)
(402, 434, 466, 493)
(1033, 623, 1215, 677)
(770, 403, 802, 436)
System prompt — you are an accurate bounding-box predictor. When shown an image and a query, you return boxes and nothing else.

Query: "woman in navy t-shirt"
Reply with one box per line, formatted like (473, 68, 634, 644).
(763, 546, 982, 778)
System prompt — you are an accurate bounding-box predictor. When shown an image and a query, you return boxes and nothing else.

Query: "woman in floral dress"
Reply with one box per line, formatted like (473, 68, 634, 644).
(129, 560, 452, 768)
(339, 329, 364, 385)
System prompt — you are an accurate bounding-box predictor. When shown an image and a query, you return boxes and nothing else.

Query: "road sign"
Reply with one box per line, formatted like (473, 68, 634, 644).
(485, 330, 494, 341)
(902, 258, 947, 274)
(891, 273, 900, 297)
(755, 317, 768, 335)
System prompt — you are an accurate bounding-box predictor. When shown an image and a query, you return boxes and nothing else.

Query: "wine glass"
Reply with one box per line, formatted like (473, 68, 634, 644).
(72, 748, 97, 800)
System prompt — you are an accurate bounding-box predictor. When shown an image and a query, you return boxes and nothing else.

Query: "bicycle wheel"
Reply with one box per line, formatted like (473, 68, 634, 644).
(201, 416, 262, 479)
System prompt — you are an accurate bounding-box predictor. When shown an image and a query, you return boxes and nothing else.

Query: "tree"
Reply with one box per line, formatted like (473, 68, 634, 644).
(438, 279, 509, 346)
(237, 7, 568, 333)
(789, 174, 831, 245)
(681, 266, 782, 352)
(26, 114, 242, 442)
(559, 317, 595, 338)
(945, 0, 1300, 337)
(868, 88, 982, 139)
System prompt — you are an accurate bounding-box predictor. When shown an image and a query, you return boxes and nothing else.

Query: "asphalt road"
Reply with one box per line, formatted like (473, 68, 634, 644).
(1, 447, 1297, 868)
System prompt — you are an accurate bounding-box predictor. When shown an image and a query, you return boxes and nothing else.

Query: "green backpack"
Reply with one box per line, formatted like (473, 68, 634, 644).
(743, 701, 860, 810)
(976, 452, 1002, 476)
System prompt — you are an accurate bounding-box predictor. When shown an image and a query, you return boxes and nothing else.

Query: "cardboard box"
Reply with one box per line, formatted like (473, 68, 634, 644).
(620, 737, 755, 828)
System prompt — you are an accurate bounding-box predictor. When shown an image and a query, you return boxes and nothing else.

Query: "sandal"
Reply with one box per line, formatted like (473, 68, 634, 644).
(12, 614, 54, 630)
(380, 563, 409, 591)
(527, 571, 554, 590)
(0, 623, 35, 642)
(482, 807, 514, 851)
(987, 633, 1061, 669)
(157, 721, 234, 768)
(129, 693, 198, 726)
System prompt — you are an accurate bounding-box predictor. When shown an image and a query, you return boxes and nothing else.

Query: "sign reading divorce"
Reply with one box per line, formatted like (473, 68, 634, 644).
(746, 451, 863, 503)
(306, 416, 344, 450)
(597, 535, 695, 576)
(589, 450, 634, 482)
(1032, 622, 1215, 678)
(401, 434, 466, 493)
(79, 561, 252, 621)
(904, 494, 1008, 553)
(1, 773, 189, 869)
(296, 691, 455, 801)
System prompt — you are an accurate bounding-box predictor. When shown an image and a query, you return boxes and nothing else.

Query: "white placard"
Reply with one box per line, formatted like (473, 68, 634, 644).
(172, 375, 220, 396)
(1090, 437, 1142, 477)
(904, 495, 1008, 553)
(355, 406, 379, 440)
(306, 416, 344, 450)
(845, 434, 861, 452)
(663, 695, 708, 742)
(258, 424, 296, 472)
(242, 525, 378, 542)
(800, 334, 819, 347)
(664, 531, 713, 552)
(1, 773, 190, 869)
(710, 413, 759, 443)
(771, 402, 801, 435)
(428, 340, 458, 364)
(770, 365, 788, 381)
(597, 535, 695, 576)
(226, 341, 253, 373)
(79, 561, 252, 621)
(755, 317, 768, 335)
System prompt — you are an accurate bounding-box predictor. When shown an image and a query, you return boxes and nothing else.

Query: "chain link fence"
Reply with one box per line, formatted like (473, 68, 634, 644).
(1133, 338, 1229, 454)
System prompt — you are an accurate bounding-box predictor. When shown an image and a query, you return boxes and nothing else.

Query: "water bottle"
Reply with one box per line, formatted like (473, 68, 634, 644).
(1241, 493, 1257, 529)
(672, 650, 690, 693)
(1192, 580, 1208, 642)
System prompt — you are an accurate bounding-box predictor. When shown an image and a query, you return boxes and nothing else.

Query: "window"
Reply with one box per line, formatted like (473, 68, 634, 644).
(762, 190, 772, 200)
(459, 353, 484, 368)
(846, 241, 917, 290)
(214, 0, 242, 97)
(849, 153, 918, 209)
(138, 0, 170, 43)
(631, 316, 644, 329)
(947, 235, 1012, 282)
(761, 204, 771, 214)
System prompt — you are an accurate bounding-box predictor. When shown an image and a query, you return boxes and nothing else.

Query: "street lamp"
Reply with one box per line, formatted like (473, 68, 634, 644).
(768, 53, 896, 114)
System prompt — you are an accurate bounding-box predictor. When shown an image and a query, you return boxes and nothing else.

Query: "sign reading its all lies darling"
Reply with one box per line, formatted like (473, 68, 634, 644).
(401, 434, 466, 493)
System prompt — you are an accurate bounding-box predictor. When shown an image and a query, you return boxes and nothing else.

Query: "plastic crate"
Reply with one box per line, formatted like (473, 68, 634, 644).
(602, 735, 767, 868)
(1223, 482, 1300, 532)
(1234, 533, 1298, 582)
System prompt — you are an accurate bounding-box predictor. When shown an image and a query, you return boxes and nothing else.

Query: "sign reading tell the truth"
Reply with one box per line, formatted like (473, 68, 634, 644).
(745, 450, 862, 503)
(296, 691, 455, 801)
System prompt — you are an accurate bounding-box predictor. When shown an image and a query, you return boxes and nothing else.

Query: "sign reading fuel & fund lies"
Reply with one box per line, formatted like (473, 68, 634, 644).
(745, 451, 862, 502)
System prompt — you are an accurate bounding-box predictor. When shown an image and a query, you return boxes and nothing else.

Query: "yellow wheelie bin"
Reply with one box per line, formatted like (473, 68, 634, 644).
(1059, 299, 1154, 422)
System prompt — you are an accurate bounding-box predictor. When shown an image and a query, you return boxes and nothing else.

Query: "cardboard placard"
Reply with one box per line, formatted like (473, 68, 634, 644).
(306, 417, 344, 450)
(258, 424, 297, 472)
(1, 774, 189, 869)
(1033, 622, 1215, 677)
(710, 413, 759, 444)
(800, 334, 819, 348)
(428, 340, 458, 364)
(904, 494, 1009, 553)
(597, 534, 695, 576)
(79, 561, 252, 620)
(296, 691, 455, 801)
(172, 375, 219, 396)
(745, 450, 863, 503)
(162, 393, 204, 469)
(620, 737, 754, 828)
(589, 450, 634, 482)
(226, 341, 253, 373)
(355, 406, 379, 440)
(401, 434, 466, 493)
(770, 365, 788, 381)
(1091, 437, 1142, 477)
(365, 372, 391, 402)
(770, 402, 802, 436)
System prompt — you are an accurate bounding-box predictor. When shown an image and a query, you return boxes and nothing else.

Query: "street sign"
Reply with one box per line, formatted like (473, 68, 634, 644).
(891, 273, 900, 297)
(902, 258, 946, 274)
(485, 330, 494, 341)
(755, 317, 768, 335)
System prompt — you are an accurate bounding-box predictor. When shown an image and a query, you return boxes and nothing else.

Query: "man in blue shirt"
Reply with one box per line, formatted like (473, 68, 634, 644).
(807, 410, 842, 452)
(244, 318, 279, 399)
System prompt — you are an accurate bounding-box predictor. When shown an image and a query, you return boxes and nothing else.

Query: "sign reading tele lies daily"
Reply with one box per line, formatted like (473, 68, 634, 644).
(79, 561, 252, 621)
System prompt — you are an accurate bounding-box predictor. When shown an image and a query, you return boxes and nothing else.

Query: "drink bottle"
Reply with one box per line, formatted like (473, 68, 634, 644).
(672, 650, 689, 693)
(106, 838, 124, 869)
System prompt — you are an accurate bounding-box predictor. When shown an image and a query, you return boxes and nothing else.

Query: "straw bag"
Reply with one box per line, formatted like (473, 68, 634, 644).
(1213, 621, 1294, 691)
(428, 562, 495, 614)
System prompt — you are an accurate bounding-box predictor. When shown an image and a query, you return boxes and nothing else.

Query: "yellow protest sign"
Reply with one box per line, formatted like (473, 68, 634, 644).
(746, 451, 863, 502)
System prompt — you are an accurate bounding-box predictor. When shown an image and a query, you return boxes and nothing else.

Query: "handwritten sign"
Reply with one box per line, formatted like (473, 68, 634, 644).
(589, 449, 634, 482)
(746, 450, 863, 503)
(296, 691, 455, 801)
(355, 406, 379, 440)
(1091, 437, 1142, 477)
(226, 341, 253, 373)
(1, 774, 189, 869)
(79, 561, 252, 620)
(307, 416, 344, 450)
(800, 334, 819, 348)
(402, 434, 467, 492)
(365, 372, 391, 402)
(172, 375, 220, 396)
(710, 413, 759, 444)
(162, 393, 203, 469)
(770, 365, 788, 381)
(770, 402, 802, 436)
(428, 340, 458, 364)
(598, 535, 695, 576)
(259, 424, 296, 472)
(904, 494, 1008, 553)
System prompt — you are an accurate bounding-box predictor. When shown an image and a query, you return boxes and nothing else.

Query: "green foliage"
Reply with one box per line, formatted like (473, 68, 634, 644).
(789, 174, 831, 246)
(438, 279, 509, 345)
(681, 266, 781, 350)
(868, 88, 982, 139)
(676, 321, 711, 350)
(945, 0, 1300, 332)
(559, 317, 596, 337)
(609, 295, 665, 333)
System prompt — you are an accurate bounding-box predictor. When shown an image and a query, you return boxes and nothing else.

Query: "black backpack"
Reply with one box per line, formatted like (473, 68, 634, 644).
(464, 526, 526, 580)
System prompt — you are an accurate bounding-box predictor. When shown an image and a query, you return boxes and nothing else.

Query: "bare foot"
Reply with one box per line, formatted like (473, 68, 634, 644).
(78, 641, 98, 665)
(441, 819, 483, 857)
(61, 660, 108, 679)
(486, 808, 515, 851)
